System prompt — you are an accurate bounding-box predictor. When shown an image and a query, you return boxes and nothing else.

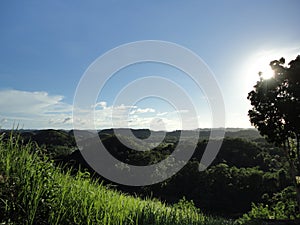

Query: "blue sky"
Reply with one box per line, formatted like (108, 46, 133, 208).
(1, 0, 300, 130)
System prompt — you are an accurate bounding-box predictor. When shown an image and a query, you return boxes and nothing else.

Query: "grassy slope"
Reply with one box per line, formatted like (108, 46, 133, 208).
(0, 135, 234, 225)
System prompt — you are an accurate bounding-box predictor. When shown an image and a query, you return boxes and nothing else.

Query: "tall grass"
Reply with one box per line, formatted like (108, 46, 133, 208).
(0, 133, 234, 225)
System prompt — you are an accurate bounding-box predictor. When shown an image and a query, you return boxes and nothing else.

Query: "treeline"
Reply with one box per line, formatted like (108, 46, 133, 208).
(0, 129, 296, 218)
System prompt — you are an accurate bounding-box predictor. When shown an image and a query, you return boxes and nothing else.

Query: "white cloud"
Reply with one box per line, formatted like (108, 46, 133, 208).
(0, 89, 72, 129)
(156, 112, 168, 116)
(129, 107, 155, 114)
(0, 89, 206, 130)
(95, 101, 107, 109)
(0, 89, 71, 115)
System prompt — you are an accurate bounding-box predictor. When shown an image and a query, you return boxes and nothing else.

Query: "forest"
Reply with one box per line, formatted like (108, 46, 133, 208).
(1, 128, 299, 224)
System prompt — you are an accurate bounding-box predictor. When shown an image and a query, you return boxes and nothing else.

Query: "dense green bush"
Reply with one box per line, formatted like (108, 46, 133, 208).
(237, 186, 300, 224)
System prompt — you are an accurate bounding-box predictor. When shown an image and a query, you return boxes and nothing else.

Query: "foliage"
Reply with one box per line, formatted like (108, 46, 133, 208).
(1, 128, 297, 219)
(247, 56, 300, 148)
(173, 197, 198, 212)
(237, 186, 300, 225)
(0, 133, 233, 225)
(247, 55, 300, 212)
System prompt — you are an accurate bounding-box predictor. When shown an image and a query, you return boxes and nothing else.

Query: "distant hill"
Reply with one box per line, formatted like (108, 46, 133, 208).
(0, 127, 262, 146)
(98, 128, 262, 142)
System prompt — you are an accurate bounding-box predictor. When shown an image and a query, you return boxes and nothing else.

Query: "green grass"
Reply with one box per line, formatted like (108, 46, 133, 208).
(0, 133, 234, 225)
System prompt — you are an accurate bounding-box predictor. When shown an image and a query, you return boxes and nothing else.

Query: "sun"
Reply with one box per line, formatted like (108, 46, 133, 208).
(259, 65, 274, 80)
(250, 56, 275, 80)
(242, 48, 299, 93)
(244, 54, 276, 89)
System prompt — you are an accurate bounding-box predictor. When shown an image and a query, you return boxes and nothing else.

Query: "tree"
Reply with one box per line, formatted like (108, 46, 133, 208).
(247, 55, 300, 212)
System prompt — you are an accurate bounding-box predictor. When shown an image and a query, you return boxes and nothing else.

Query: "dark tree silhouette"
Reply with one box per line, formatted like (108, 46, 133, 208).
(248, 55, 300, 212)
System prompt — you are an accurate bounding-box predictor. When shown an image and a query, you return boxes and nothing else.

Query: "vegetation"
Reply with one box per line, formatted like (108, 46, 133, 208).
(56, 132, 292, 217)
(248, 55, 300, 212)
(0, 132, 233, 225)
(1, 125, 299, 223)
(237, 186, 300, 224)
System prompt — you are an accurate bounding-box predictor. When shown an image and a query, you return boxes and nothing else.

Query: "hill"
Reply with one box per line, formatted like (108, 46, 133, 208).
(1, 128, 298, 221)
(0, 133, 233, 225)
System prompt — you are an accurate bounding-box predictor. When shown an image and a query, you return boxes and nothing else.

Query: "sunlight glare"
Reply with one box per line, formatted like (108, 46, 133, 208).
(244, 48, 299, 84)
(250, 58, 275, 80)
(259, 65, 274, 80)
(243, 52, 278, 90)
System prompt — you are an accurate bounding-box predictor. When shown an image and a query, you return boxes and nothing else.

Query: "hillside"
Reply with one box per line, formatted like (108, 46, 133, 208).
(0, 133, 233, 225)
(1, 128, 299, 223)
